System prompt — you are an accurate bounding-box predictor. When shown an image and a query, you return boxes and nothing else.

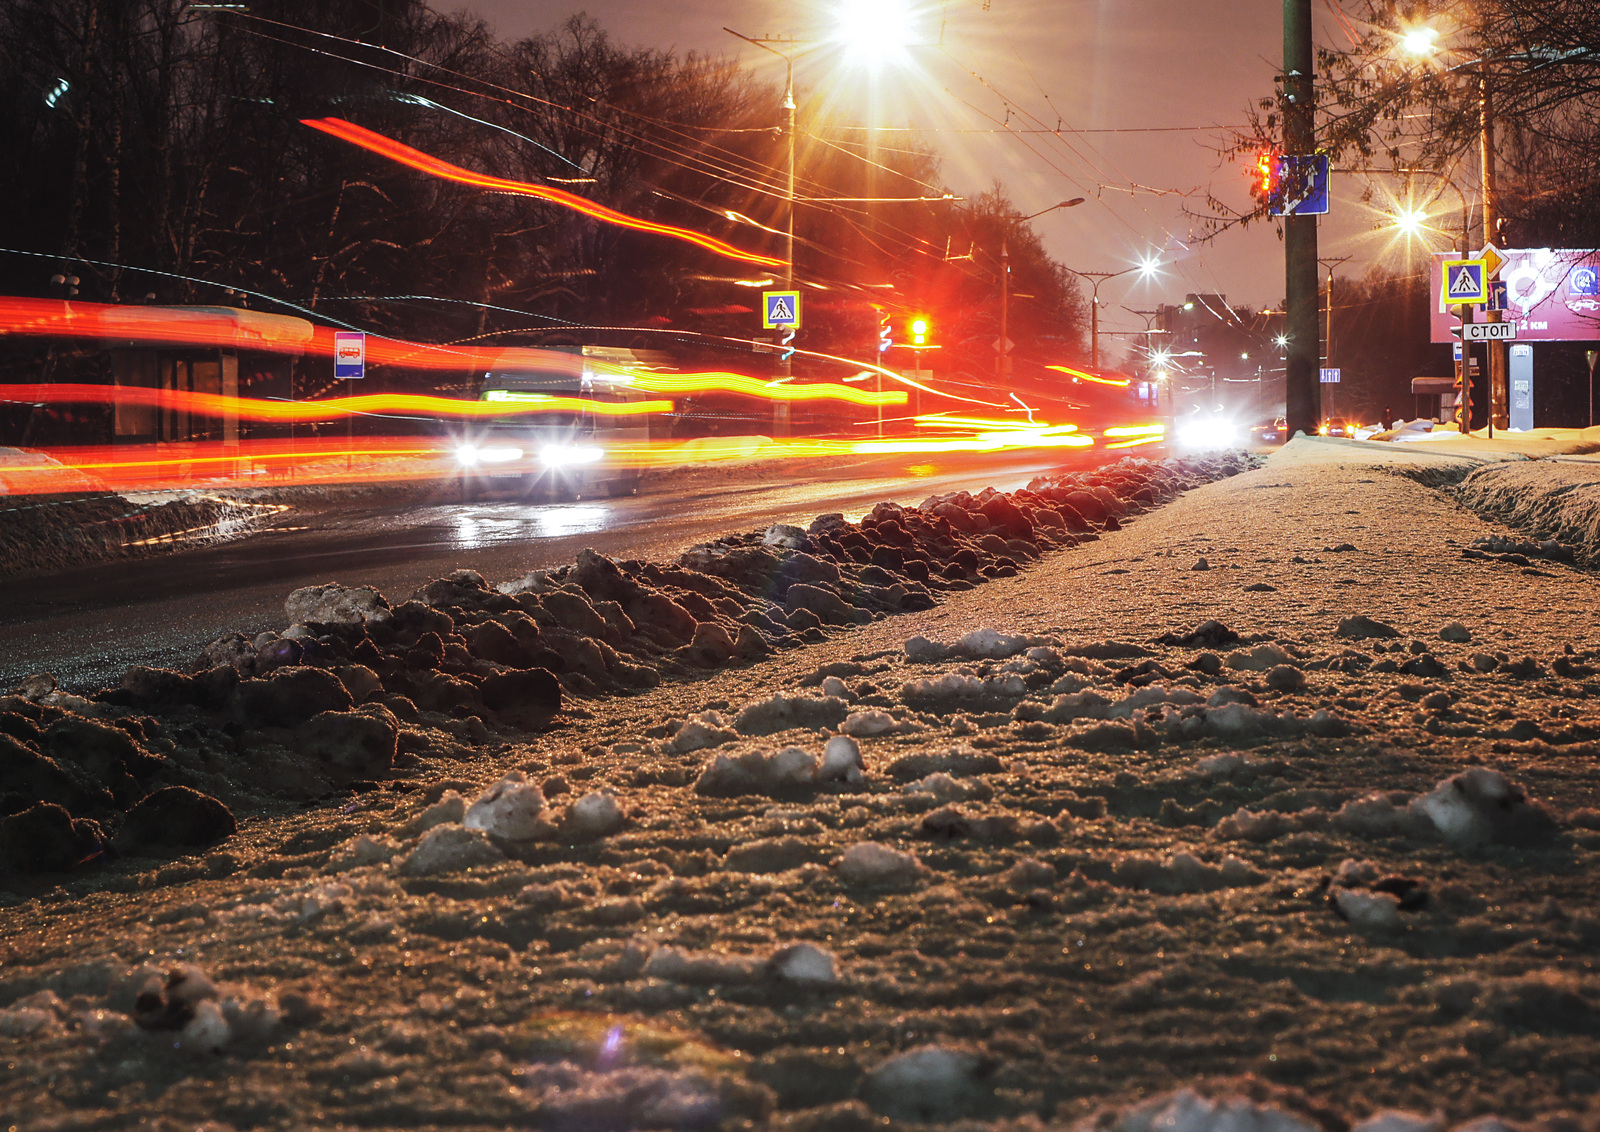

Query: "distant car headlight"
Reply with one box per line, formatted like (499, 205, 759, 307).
(455, 444, 480, 466)
(540, 444, 603, 468)
(1177, 419, 1237, 449)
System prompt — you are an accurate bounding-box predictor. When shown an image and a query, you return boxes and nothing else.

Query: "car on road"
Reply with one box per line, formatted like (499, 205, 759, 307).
(454, 347, 655, 500)
(1254, 416, 1288, 444)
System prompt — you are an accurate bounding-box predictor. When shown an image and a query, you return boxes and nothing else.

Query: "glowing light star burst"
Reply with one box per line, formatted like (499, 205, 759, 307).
(1393, 208, 1429, 237)
(834, 0, 917, 69)
(1399, 25, 1440, 56)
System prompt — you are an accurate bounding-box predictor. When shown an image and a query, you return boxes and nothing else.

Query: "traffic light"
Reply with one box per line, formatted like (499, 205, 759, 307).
(909, 316, 929, 347)
(1253, 148, 1280, 205)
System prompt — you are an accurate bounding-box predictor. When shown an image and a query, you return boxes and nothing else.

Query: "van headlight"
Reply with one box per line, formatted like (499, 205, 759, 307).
(540, 444, 603, 468)
(456, 445, 523, 465)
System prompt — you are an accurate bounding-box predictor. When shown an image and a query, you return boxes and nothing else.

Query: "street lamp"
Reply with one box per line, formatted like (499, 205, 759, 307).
(1063, 255, 1161, 370)
(995, 198, 1086, 381)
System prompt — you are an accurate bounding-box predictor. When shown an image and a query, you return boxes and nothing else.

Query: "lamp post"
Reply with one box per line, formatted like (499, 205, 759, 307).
(1064, 262, 1156, 370)
(725, 30, 808, 432)
(995, 198, 1085, 381)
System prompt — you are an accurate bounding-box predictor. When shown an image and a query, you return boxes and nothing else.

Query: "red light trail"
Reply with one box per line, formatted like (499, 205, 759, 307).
(301, 118, 787, 268)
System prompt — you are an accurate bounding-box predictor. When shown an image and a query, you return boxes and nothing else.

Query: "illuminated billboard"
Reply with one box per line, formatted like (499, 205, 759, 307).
(1430, 249, 1600, 343)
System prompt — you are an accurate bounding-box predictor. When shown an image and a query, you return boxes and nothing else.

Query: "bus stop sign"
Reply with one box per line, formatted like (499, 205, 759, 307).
(334, 331, 366, 379)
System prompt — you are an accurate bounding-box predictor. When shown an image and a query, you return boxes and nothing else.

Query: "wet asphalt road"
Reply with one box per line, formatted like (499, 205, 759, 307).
(0, 453, 1068, 693)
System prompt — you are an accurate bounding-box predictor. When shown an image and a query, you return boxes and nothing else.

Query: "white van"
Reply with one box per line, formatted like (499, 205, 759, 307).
(453, 346, 660, 499)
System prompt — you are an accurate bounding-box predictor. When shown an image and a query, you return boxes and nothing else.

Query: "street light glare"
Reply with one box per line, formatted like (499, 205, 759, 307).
(1399, 25, 1439, 56)
(1135, 254, 1162, 280)
(833, 0, 917, 69)
(1392, 207, 1429, 236)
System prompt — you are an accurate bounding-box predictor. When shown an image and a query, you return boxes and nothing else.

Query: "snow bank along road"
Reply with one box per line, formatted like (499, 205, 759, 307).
(4, 439, 1600, 1131)
(0, 452, 1061, 694)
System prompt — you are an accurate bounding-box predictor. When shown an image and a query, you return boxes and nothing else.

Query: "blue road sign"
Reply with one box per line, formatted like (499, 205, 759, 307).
(1570, 265, 1599, 297)
(1443, 259, 1487, 304)
(334, 331, 365, 379)
(1488, 279, 1508, 312)
(1270, 154, 1330, 216)
(1319, 367, 1340, 384)
(762, 290, 801, 329)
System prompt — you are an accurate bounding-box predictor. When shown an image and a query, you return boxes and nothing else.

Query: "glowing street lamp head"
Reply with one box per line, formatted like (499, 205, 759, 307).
(833, 0, 917, 69)
(1392, 207, 1429, 236)
(1273, 334, 1290, 349)
(1136, 253, 1162, 281)
(1399, 25, 1440, 56)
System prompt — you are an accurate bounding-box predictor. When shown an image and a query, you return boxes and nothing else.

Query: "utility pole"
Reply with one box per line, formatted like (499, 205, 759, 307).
(996, 235, 1011, 381)
(1479, 71, 1504, 438)
(1283, 0, 1320, 438)
(725, 28, 804, 437)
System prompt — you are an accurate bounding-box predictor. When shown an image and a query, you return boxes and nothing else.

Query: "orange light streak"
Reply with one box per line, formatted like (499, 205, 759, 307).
(1, 300, 909, 409)
(1046, 364, 1131, 387)
(1103, 423, 1166, 437)
(0, 384, 672, 422)
(302, 118, 786, 268)
(1105, 435, 1167, 449)
(622, 368, 906, 407)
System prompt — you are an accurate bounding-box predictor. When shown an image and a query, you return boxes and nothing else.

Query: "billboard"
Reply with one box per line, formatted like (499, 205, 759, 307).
(1430, 248, 1600, 343)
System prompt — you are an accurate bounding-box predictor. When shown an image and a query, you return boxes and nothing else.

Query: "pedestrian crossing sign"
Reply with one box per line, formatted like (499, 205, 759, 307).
(1441, 259, 1487, 305)
(762, 290, 802, 329)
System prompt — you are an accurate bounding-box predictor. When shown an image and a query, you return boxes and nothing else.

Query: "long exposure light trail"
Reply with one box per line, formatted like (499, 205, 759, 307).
(0, 384, 673, 422)
(1046, 364, 1132, 387)
(301, 118, 786, 268)
(0, 300, 909, 410)
(623, 369, 906, 407)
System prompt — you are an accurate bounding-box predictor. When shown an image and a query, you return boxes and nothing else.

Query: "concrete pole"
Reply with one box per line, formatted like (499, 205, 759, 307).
(1479, 71, 1505, 437)
(1283, 0, 1320, 437)
(774, 57, 796, 438)
(997, 235, 1010, 381)
(1090, 281, 1101, 370)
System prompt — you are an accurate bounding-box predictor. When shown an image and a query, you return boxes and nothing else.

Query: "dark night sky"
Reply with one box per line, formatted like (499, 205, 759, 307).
(455, 0, 1393, 353)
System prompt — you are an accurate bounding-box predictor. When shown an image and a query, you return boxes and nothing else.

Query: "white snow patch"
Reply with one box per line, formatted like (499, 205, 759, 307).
(1333, 887, 1405, 932)
(0, 991, 66, 1038)
(836, 841, 927, 886)
(694, 746, 825, 796)
(904, 627, 1047, 662)
(1224, 643, 1296, 672)
(901, 672, 1026, 704)
(1108, 684, 1203, 720)
(1086, 1088, 1321, 1132)
(516, 1062, 724, 1130)
(667, 711, 737, 753)
(1350, 1112, 1441, 1132)
(767, 942, 840, 985)
(840, 709, 900, 737)
(409, 791, 466, 833)
(562, 791, 626, 840)
(732, 692, 848, 735)
(818, 735, 867, 782)
(399, 824, 504, 876)
(463, 772, 550, 841)
(861, 1045, 988, 1122)
(905, 772, 982, 804)
(819, 675, 850, 698)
